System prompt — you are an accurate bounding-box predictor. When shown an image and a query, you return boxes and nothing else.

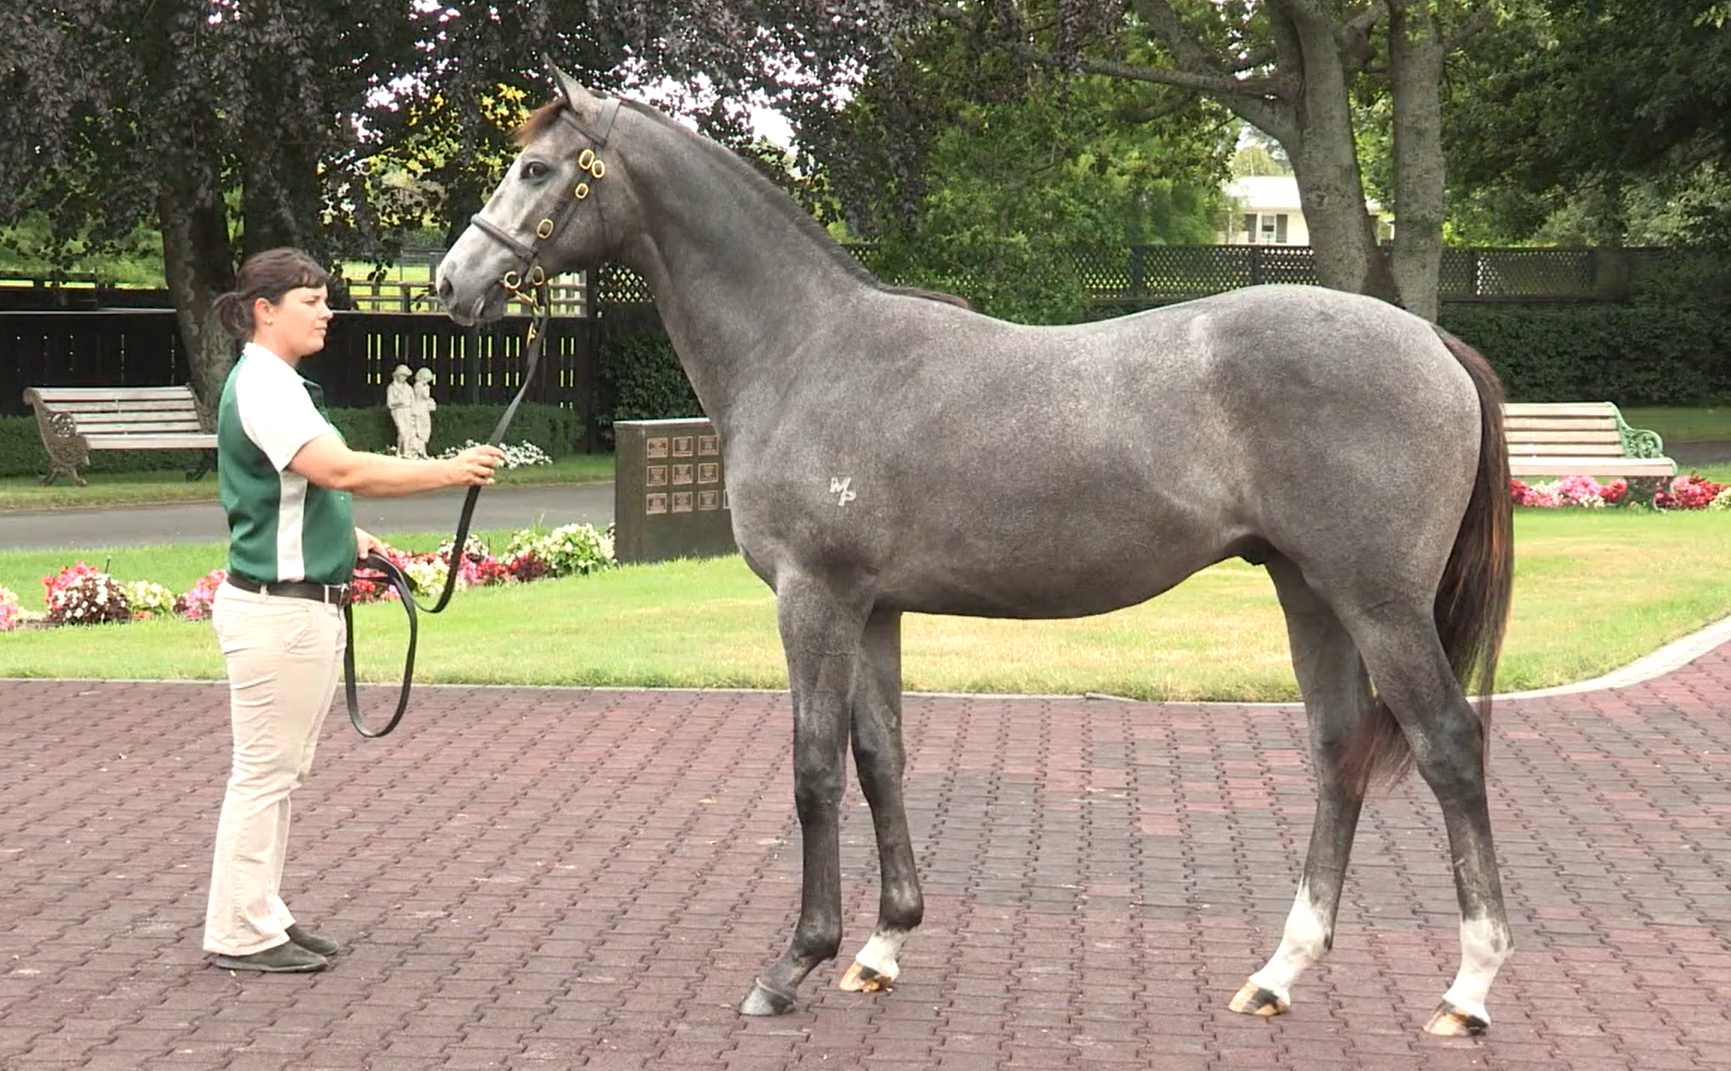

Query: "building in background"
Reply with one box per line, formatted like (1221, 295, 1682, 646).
(1222, 175, 1394, 245)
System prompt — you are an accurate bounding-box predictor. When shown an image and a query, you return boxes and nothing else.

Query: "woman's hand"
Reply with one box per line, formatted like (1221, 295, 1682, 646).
(446, 444, 504, 487)
(355, 527, 391, 564)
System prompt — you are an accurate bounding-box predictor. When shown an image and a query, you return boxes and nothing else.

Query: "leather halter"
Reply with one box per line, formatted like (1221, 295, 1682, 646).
(467, 98, 621, 298)
(343, 96, 622, 739)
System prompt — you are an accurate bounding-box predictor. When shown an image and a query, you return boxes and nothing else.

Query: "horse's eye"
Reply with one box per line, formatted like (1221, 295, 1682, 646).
(523, 161, 551, 180)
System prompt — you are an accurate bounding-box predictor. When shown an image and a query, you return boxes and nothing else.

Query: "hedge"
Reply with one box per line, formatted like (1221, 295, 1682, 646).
(593, 327, 701, 446)
(598, 303, 1731, 415)
(4, 301, 1722, 479)
(1437, 303, 1731, 407)
(0, 402, 588, 480)
(586, 302, 1731, 422)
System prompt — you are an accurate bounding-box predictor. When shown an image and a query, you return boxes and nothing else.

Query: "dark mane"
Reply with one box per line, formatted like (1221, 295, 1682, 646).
(517, 96, 972, 312)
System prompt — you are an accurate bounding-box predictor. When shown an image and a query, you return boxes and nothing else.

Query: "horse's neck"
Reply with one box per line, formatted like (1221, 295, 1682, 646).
(614, 121, 869, 442)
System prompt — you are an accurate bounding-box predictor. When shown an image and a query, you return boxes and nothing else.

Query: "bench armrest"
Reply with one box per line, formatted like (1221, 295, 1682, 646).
(1608, 404, 1667, 460)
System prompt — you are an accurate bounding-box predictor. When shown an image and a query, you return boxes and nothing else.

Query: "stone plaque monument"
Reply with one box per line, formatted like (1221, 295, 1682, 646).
(613, 418, 735, 564)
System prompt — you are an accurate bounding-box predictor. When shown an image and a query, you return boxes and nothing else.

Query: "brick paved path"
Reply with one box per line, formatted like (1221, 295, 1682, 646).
(3, 644, 1730, 1070)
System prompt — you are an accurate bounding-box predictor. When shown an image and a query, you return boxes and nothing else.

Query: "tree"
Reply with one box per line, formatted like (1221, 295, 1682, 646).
(817, 2, 1501, 322)
(796, 17, 1232, 321)
(1446, 0, 1731, 247)
(0, 0, 424, 416)
(0, 0, 888, 410)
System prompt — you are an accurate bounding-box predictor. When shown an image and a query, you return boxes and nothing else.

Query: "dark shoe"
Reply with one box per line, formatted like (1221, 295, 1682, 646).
(210, 940, 328, 973)
(285, 924, 341, 958)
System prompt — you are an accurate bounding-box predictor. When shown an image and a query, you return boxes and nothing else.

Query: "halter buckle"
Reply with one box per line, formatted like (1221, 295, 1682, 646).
(535, 218, 555, 239)
(501, 270, 521, 291)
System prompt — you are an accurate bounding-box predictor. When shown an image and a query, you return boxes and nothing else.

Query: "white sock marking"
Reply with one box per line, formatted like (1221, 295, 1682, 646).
(1439, 915, 1508, 1024)
(1247, 883, 1331, 1003)
(855, 929, 906, 979)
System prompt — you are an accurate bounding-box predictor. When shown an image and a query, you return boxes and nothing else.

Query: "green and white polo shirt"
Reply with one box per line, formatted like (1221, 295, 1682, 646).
(218, 342, 357, 586)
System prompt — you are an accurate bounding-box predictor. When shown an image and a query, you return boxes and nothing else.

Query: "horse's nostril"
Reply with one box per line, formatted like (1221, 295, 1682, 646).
(435, 275, 454, 304)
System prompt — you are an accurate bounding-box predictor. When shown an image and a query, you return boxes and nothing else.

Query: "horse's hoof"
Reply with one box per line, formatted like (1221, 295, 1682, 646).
(1423, 1000, 1489, 1037)
(839, 958, 895, 993)
(1227, 980, 1289, 1017)
(739, 979, 799, 1016)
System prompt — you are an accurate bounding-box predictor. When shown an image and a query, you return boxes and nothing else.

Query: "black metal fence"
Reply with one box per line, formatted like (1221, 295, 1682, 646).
(0, 309, 601, 425)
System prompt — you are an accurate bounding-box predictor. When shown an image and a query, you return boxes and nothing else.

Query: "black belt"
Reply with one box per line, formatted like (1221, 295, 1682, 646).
(228, 574, 353, 606)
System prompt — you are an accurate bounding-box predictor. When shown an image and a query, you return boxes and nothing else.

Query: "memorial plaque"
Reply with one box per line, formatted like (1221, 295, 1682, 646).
(614, 418, 736, 563)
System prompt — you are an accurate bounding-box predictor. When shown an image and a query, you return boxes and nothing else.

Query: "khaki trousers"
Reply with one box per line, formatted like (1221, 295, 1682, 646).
(204, 582, 345, 955)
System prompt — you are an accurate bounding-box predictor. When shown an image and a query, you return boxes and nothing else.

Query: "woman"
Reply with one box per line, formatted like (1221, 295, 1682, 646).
(205, 248, 502, 973)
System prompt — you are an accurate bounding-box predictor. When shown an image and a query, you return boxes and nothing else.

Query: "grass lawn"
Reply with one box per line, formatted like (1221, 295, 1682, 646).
(2, 510, 1726, 701)
(1622, 406, 1731, 443)
(0, 454, 616, 512)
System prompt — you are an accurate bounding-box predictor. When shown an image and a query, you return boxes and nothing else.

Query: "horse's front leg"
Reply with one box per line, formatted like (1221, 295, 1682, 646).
(839, 608, 922, 994)
(739, 572, 871, 1016)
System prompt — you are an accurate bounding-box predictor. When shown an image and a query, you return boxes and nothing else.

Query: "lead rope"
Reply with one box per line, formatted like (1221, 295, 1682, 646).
(343, 91, 613, 738)
(345, 285, 553, 738)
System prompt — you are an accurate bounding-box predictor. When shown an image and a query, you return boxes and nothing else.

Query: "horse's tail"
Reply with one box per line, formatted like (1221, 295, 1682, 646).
(1339, 327, 1515, 793)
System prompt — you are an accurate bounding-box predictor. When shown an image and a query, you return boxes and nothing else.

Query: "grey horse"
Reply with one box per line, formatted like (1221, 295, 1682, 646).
(435, 65, 1515, 1037)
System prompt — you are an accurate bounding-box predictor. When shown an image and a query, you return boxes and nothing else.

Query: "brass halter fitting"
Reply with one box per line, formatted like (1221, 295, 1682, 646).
(472, 96, 619, 297)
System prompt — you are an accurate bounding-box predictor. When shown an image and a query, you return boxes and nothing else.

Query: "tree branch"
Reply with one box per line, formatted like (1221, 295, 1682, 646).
(1115, 90, 1201, 125)
(1446, 4, 1498, 53)
(1056, 49, 1285, 97)
(1127, 0, 1231, 75)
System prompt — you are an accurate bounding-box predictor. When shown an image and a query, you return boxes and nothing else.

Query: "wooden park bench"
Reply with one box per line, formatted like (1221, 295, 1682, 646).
(1504, 401, 1676, 479)
(23, 385, 217, 486)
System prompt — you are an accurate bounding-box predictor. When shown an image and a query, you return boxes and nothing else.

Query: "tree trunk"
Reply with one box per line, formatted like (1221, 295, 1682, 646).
(1388, 0, 1447, 322)
(158, 167, 237, 430)
(1254, 2, 1397, 304)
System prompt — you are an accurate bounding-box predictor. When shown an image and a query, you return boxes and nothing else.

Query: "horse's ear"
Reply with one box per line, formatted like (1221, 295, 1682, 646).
(543, 55, 603, 120)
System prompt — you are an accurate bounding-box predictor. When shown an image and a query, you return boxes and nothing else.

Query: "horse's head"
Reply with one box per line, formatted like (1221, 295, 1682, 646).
(436, 61, 633, 325)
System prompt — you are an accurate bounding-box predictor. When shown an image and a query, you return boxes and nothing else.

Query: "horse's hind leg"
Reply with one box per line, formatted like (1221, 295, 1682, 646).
(839, 608, 923, 993)
(1231, 556, 1370, 1017)
(1346, 603, 1512, 1036)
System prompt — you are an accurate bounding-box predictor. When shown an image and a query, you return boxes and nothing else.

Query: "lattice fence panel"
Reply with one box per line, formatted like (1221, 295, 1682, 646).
(1439, 249, 1477, 296)
(1257, 247, 1321, 285)
(1138, 246, 1255, 296)
(1472, 249, 1594, 297)
(1070, 247, 1131, 292)
(598, 265, 653, 305)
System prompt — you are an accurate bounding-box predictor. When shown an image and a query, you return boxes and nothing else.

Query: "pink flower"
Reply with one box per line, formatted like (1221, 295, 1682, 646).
(1663, 474, 1728, 510)
(175, 568, 228, 620)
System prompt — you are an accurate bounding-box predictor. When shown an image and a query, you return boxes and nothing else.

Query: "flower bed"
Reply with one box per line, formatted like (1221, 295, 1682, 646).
(0, 523, 615, 633)
(1511, 474, 1730, 510)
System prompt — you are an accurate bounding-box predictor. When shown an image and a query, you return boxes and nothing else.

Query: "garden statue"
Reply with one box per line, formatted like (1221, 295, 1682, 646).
(386, 364, 417, 457)
(411, 367, 437, 457)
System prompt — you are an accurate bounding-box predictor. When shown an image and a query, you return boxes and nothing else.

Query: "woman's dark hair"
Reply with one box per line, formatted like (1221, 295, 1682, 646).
(211, 248, 331, 342)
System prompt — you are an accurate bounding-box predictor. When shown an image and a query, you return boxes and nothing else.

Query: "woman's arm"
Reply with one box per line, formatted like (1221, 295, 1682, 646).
(288, 433, 500, 497)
